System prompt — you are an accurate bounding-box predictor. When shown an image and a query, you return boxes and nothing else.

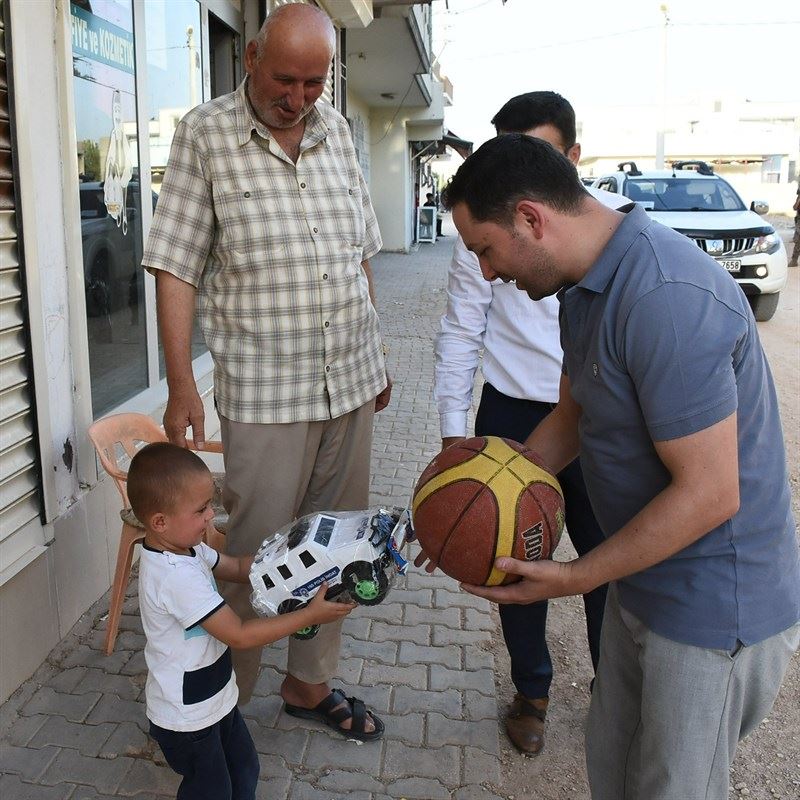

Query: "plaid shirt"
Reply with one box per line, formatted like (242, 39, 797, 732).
(142, 80, 385, 424)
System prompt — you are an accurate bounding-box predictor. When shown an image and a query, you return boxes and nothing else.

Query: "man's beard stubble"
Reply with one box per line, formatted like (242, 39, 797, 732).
(510, 230, 563, 301)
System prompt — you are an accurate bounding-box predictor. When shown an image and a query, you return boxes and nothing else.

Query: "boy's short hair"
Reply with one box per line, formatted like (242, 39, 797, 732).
(127, 442, 211, 522)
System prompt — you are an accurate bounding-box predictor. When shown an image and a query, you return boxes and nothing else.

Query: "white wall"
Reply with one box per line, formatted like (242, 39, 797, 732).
(346, 91, 372, 184)
(370, 109, 412, 252)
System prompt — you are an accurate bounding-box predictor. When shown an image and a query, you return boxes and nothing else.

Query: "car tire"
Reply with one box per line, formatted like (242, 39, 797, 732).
(341, 561, 389, 606)
(749, 292, 780, 322)
(277, 598, 320, 640)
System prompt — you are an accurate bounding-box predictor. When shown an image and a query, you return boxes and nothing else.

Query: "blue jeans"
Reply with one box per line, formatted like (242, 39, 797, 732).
(149, 706, 259, 800)
(474, 382, 608, 699)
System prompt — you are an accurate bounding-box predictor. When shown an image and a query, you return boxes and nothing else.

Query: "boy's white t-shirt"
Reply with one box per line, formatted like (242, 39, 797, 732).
(138, 542, 238, 731)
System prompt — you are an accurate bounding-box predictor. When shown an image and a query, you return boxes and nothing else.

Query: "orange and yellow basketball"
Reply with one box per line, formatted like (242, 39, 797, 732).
(411, 436, 565, 586)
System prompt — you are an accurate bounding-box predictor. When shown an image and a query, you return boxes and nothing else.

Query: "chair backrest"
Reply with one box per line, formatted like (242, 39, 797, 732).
(87, 413, 167, 508)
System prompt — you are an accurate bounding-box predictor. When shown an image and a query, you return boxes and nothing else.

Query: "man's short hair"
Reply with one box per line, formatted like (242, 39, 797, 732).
(491, 91, 577, 148)
(441, 133, 588, 223)
(127, 442, 211, 522)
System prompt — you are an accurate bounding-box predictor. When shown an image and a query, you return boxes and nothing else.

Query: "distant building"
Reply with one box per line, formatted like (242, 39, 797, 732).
(579, 99, 799, 214)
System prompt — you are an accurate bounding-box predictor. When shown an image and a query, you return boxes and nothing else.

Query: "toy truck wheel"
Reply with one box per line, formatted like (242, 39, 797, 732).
(342, 561, 389, 606)
(277, 598, 320, 640)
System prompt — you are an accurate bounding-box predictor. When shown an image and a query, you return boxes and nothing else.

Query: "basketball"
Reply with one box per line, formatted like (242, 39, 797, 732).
(411, 436, 565, 586)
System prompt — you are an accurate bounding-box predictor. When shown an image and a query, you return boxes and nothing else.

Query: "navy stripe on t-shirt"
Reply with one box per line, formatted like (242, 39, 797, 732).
(182, 646, 233, 705)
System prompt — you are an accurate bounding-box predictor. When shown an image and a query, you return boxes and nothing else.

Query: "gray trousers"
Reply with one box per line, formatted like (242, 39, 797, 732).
(219, 401, 374, 703)
(586, 583, 799, 800)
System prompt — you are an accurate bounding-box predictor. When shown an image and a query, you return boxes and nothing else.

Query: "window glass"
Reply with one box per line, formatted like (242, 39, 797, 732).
(71, 0, 147, 416)
(602, 178, 618, 193)
(144, 0, 208, 376)
(299, 550, 317, 568)
(626, 178, 745, 212)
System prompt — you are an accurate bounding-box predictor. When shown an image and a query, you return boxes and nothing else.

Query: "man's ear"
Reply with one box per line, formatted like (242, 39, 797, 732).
(516, 199, 546, 239)
(244, 40, 258, 74)
(566, 142, 582, 166)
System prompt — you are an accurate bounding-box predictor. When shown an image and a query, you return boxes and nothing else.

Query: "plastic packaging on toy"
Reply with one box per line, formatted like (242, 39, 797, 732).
(249, 507, 411, 639)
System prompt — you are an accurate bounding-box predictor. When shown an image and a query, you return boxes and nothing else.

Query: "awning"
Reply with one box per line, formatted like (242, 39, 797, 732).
(411, 129, 474, 162)
(440, 130, 473, 160)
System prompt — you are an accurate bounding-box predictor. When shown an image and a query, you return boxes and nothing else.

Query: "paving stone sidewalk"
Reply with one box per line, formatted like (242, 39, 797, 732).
(0, 224, 508, 800)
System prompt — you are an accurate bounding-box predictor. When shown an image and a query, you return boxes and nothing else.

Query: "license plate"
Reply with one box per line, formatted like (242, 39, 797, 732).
(719, 259, 741, 273)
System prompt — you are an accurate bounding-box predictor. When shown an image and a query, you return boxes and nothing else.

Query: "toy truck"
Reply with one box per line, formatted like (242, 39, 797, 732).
(249, 506, 411, 639)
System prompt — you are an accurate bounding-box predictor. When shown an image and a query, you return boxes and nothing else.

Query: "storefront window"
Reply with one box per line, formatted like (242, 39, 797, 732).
(71, 0, 147, 416)
(144, 0, 208, 376)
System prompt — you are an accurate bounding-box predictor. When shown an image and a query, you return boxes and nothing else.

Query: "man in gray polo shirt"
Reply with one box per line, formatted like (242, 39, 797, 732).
(437, 134, 800, 799)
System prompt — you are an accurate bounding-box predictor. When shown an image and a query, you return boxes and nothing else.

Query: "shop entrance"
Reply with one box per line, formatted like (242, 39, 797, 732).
(209, 13, 239, 98)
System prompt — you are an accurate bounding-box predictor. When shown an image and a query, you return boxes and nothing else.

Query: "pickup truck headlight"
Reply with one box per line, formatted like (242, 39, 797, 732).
(752, 232, 781, 255)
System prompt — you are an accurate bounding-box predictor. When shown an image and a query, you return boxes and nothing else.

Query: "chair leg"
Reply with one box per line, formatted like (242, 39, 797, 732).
(105, 522, 143, 655)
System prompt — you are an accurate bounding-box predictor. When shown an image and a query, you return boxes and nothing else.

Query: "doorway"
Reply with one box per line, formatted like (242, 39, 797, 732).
(208, 13, 240, 99)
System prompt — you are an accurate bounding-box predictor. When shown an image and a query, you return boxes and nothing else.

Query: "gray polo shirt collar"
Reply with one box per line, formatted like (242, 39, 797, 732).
(575, 202, 647, 295)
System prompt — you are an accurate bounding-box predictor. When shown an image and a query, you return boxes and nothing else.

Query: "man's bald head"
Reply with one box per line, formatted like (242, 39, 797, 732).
(253, 4, 336, 63)
(244, 3, 335, 131)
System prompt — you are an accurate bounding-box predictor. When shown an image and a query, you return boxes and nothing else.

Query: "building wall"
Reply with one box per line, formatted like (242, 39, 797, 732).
(367, 78, 448, 253)
(579, 101, 799, 215)
(1, 0, 443, 702)
(370, 109, 413, 252)
(346, 91, 372, 186)
(1, 0, 250, 705)
(3, 0, 100, 700)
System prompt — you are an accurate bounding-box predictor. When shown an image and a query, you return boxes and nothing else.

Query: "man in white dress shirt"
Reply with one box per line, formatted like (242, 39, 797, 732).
(434, 92, 628, 754)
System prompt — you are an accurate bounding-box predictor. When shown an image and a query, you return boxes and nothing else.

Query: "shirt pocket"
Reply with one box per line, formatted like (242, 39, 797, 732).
(211, 184, 292, 261)
(317, 182, 365, 249)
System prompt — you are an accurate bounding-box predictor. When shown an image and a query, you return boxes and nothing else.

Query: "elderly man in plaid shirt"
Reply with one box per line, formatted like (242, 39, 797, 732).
(142, 4, 390, 741)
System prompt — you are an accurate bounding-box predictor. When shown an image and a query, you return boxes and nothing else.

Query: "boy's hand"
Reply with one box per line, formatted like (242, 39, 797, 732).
(306, 582, 356, 624)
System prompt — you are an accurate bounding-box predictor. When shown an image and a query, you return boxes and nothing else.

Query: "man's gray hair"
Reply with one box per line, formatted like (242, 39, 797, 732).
(253, 4, 336, 61)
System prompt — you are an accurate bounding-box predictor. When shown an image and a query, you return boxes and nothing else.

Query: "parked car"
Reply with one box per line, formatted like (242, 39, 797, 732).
(79, 181, 157, 320)
(591, 161, 788, 320)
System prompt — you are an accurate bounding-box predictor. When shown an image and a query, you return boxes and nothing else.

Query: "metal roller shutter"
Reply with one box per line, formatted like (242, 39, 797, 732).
(0, 0, 43, 580)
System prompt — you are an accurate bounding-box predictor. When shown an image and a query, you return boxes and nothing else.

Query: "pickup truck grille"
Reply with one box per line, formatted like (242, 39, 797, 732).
(692, 237, 755, 257)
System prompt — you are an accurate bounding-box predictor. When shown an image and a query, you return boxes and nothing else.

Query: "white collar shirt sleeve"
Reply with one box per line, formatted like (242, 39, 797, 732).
(434, 236, 563, 439)
(434, 236, 493, 439)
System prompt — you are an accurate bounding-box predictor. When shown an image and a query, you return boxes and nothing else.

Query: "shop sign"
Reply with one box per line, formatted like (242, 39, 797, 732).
(70, 4, 134, 75)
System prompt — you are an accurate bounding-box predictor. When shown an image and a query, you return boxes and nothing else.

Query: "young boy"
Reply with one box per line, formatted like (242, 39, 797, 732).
(127, 442, 355, 800)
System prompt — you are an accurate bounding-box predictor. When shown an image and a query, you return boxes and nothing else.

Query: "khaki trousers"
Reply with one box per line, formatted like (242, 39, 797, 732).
(219, 401, 374, 703)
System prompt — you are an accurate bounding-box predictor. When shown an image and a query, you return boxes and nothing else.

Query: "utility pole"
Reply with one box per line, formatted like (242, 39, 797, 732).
(187, 26, 197, 110)
(655, 4, 669, 168)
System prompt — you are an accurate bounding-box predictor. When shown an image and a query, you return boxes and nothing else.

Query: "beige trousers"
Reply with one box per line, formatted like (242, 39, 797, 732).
(219, 401, 374, 703)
